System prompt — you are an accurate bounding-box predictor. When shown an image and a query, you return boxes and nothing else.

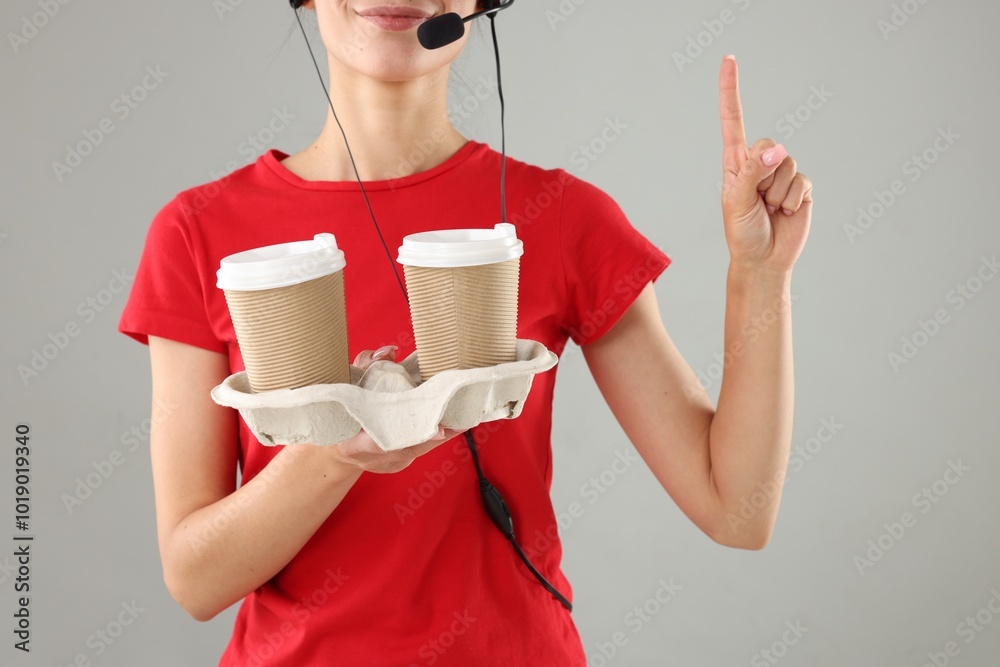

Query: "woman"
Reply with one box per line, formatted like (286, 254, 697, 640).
(118, 1, 813, 664)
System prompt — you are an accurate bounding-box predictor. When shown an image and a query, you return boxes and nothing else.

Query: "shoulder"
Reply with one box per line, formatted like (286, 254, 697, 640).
(476, 142, 619, 210)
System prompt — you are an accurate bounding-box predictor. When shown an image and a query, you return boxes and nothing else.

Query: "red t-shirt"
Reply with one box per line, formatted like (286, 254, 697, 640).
(118, 139, 671, 666)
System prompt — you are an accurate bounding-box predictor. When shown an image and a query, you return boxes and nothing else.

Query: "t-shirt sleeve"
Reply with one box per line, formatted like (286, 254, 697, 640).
(117, 194, 227, 355)
(558, 171, 672, 346)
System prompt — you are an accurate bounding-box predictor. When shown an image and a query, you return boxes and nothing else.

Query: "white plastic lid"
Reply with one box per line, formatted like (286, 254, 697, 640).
(216, 233, 346, 291)
(396, 223, 524, 268)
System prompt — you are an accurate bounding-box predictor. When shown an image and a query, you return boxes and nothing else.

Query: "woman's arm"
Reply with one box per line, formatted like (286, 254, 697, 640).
(578, 56, 811, 550)
(581, 272, 792, 550)
(709, 264, 794, 544)
(148, 336, 363, 621)
(148, 337, 459, 621)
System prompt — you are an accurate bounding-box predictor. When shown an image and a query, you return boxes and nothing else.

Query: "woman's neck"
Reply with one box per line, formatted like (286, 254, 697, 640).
(284, 55, 468, 183)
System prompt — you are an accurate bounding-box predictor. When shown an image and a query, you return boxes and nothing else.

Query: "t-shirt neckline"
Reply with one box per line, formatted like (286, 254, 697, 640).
(261, 139, 483, 192)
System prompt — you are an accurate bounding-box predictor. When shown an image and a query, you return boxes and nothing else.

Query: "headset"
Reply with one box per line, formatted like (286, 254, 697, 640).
(286, 1, 571, 612)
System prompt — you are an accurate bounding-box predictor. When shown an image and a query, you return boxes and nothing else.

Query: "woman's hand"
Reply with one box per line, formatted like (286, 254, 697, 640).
(719, 55, 813, 273)
(324, 345, 463, 474)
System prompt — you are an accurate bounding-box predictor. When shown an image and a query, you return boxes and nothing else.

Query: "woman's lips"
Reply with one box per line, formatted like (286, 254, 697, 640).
(357, 6, 432, 31)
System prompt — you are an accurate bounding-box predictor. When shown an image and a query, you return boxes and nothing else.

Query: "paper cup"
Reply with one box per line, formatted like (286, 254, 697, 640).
(397, 223, 523, 382)
(216, 233, 350, 393)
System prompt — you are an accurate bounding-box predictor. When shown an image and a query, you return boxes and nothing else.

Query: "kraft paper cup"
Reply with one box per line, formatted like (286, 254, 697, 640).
(216, 233, 350, 393)
(397, 223, 523, 382)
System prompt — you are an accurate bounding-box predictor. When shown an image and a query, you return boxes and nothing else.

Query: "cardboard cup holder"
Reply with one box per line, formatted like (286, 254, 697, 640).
(210, 338, 558, 452)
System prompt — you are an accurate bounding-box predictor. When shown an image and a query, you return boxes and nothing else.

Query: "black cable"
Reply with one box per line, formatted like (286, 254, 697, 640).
(292, 9, 410, 308)
(509, 537, 572, 611)
(465, 430, 488, 480)
(464, 430, 573, 611)
(488, 13, 507, 223)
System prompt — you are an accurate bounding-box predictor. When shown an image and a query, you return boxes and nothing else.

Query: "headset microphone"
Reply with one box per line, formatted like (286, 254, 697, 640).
(417, 0, 514, 50)
(416, 13, 465, 50)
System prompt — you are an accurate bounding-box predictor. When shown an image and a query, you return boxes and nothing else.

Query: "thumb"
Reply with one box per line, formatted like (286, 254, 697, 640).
(730, 141, 787, 213)
(354, 344, 398, 369)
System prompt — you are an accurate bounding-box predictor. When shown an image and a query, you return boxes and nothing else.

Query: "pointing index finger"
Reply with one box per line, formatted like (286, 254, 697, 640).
(720, 55, 748, 173)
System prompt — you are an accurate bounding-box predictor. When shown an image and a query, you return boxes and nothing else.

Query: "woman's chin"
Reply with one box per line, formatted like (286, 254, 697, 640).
(342, 50, 454, 82)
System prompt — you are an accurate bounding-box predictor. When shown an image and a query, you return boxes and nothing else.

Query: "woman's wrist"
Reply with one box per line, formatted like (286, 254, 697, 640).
(279, 442, 365, 486)
(727, 260, 793, 292)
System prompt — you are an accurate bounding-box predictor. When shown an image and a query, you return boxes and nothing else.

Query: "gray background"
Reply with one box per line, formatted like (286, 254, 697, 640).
(2, 0, 998, 665)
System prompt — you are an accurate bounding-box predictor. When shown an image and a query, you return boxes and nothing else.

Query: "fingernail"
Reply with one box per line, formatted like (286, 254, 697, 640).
(782, 207, 794, 216)
(761, 144, 787, 167)
(766, 204, 777, 215)
(372, 345, 397, 360)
